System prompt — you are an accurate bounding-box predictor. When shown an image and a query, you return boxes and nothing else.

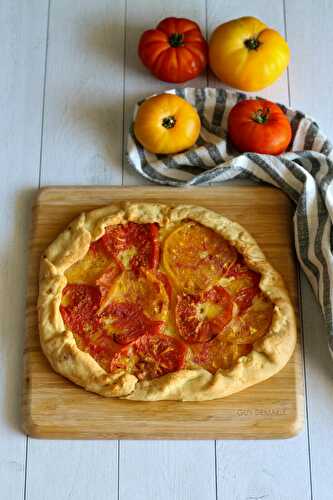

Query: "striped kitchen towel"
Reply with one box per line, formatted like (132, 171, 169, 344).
(127, 87, 333, 356)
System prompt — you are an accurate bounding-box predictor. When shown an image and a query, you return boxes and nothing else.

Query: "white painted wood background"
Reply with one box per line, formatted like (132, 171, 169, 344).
(1, 1, 333, 498)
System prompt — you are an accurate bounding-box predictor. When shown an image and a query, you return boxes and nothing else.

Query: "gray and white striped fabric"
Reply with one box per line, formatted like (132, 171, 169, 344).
(127, 87, 333, 356)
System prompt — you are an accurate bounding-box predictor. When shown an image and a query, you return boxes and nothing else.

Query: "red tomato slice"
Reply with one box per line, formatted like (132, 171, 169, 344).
(60, 284, 127, 371)
(101, 222, 160, 273)
(110, 333, 187, 380)
(176, 286, 233, 343)
(100, 302, 164, 345)
(60, 284, 101, 335)
(221, 294, 274, 344)
(163, 221, 237, 293)
(191, 339, 252, 373)
(224, 259, 261, 311)
(96, 262, 122, 301)
(156, 271, 173, 301)
(76, 329, 123, 373)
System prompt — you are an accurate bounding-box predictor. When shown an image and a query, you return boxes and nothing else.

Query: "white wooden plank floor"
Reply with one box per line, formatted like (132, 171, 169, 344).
(1, 1, 332, 499)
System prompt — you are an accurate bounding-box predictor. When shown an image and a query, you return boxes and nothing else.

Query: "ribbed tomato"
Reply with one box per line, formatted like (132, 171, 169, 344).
(228, 99, 292, 155)
(138, 17, 208, 83)
(209, 16, 290, 91)
(134, 94, 201, 155)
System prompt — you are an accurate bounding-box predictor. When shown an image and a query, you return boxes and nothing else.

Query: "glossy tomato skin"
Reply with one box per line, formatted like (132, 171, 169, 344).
(138, 17, 207, 83)
(209, 16, 290, 91)
(228, 99, 292, 155)
(134, 94, 201, 155)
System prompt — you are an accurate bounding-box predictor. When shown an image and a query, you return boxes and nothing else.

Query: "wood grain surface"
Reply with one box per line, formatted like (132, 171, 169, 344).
(22, 185, 304, 439)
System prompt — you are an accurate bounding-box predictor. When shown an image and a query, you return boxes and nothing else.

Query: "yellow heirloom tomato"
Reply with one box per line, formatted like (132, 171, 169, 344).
(209, 16, 290, 91)
(133, 94, 201, 154)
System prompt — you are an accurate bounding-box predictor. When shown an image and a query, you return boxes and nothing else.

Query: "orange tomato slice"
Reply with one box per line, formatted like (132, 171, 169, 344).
(110, 333, 187, 380)
(163, 221, 237, 293)
(190, 338, 252, 373)
(222, 258, 261, 311)
(221, 294, 274, 344)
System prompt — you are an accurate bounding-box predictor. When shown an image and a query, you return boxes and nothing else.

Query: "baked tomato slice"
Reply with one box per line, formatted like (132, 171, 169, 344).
(65, 237, 120, 286)
(110, 333, 187, 380)
(60, 284, 101, 335)
(223, 258, 261, 312)
(221, 294, 274, 344)
(101, 222, 160, 273)
(100, 269, 169, 322)
(156, 271, 173, 301)
(100, 302, 164, 345)
(95, 261, 122, 301)
(163, 221, 237, 293)
(75, 328, 122, 373)
(191, 339, 252, 373)
(175, 286, 233, 343)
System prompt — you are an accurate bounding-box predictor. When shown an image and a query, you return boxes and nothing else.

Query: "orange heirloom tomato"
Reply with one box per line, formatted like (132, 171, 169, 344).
(228, 98, 292, 155)
(133, 94, 201, 154)
(209, 16, 290, 91)
(138, 17, 208, 83)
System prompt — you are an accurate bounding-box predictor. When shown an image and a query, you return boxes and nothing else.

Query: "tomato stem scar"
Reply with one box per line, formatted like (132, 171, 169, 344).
(252, 107, 270, 124)
(169, 32, 184, 47)
(162, 116, 176, 129)
(244, 37, 261, 50)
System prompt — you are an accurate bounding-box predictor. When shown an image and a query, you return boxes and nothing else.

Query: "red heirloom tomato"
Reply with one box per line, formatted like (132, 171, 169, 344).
(228, 99, 292, 155)
(138, 17, 208, 83)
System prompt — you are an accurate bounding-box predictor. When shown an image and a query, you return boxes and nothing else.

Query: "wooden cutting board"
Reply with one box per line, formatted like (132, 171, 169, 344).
(22, 186, 304, 439)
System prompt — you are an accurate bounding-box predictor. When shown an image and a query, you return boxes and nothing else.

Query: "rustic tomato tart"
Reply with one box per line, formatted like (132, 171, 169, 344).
(38, 203, 296, 401)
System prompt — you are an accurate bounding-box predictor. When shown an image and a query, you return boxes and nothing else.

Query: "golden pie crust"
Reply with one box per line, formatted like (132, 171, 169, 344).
(38, 203, 297, 401)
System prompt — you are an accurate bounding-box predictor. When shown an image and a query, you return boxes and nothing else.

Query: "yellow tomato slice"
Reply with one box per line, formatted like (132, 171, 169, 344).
(65, 239, 116, 285)
(100, 269, 169, 323)
(163, 221, 237, 293)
